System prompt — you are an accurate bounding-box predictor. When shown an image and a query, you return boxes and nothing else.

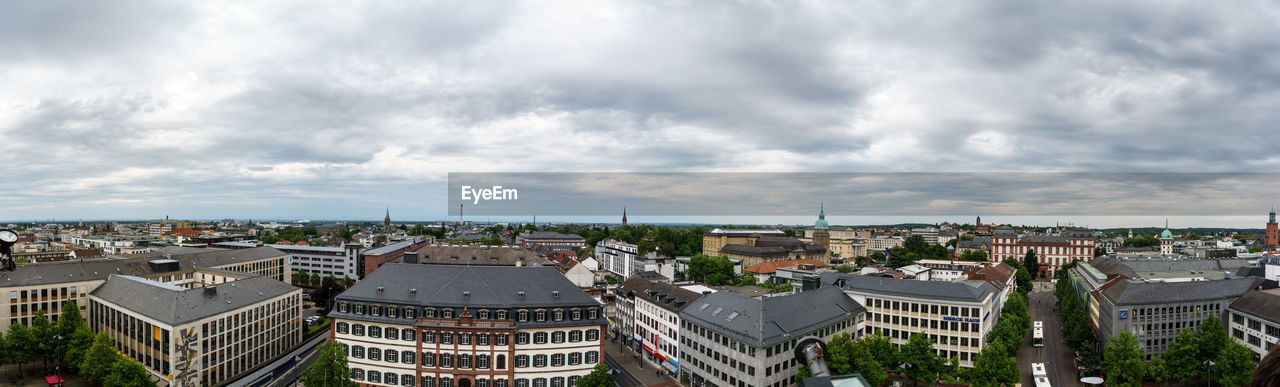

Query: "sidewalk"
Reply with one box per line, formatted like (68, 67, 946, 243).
(0, 362, 90, 387)
(604, 337, 679, 387)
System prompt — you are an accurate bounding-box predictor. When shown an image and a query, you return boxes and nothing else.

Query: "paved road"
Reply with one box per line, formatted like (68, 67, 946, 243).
(1019, 281, 1082, 387)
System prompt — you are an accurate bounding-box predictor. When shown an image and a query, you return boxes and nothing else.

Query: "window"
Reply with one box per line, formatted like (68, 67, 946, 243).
(371, 305, 381, 317)
(586, 329, 599, 341)
(496, 334, 509, 346)
(534, 354, 547, 367)
(586, 351, 599, 363)
(477, 354, 491, 369)
(536, 310, 547, 321)
(554, 309, 564, 321)
(441, 353, 454, 368)
(552, 331, 566, 343)
(497, 354, 506, 369)
(516, 333, 530, 345)
(426, 308, 437, 318)
(460, 333, 472, 345)
(441, 332, 454, 344)
(569, 353, 582, 365)
(422, 352, 435, 367)
(572, 309, 582, 320)
(352, 324, 366, 336)
(460, 354, 472, 369)
(369, 371, 382, 383)
(403, 374, 416, 386)
(386, 372, 399, 385)
(497, 310, 508, 320)
(442, 308, 454, 318)
(516, 355, 529, 368)
(551, 377, 564, 387)
(355, 304, 365, 314)
(423, 376, 435, 387)
(369, 326, 383, 338)
(479, 309, 490, 319)
(518, 310, 529, 322)
(478, 334, 490, 346)
(534, 332, 548, 344)
(403, 351, 416, 364)
(352, 368, 365, 380)
(369, 348, 382, 361)
(551, 354, 565, 367)
(405, 307, 416, 319)
(386, 349, 399, 363)
(337, 322, 349, 334)
(388, 306, 399, 318)
(403, 328, 416, 341)
(352, 346, 365, 359)
(386, 328, 400, 340)
(423, 331, 436, 343)
(569, 330, 582, 342)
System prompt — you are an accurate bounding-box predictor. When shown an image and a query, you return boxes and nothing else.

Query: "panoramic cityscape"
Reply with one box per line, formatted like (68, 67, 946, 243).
(5, 1, 1280, 387)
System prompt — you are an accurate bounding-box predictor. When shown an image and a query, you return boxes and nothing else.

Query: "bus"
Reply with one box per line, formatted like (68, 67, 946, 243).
(1032, 363, 1051, 387)
(1033, 327, 1044, 347)
(1034, 320, 1043, 329)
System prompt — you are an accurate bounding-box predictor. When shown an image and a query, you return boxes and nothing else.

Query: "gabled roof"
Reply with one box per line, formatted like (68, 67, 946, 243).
(680, 287, 863, 347)
(1229, 289, 1280, 324)
(619, 278, 705, 313)
(1101, 277, 1263, 306)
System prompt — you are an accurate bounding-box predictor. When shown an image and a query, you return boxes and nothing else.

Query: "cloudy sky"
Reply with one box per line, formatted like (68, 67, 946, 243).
(2, 1, 1279, 226)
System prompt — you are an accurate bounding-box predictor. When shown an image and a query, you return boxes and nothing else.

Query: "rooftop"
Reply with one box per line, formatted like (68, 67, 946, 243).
(1101, 277, 1266, 306)
(680, 286, 864, 347)
(90, 274, 298, 326)
(0, 247, 289, 288)
(822, 273, 996, 303)
(333, 263, 599, 310)
(1229, 288, 1280, 323)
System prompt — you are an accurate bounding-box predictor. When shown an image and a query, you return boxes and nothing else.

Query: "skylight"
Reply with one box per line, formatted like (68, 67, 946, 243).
(712, 307, 723, 315)
(727, 311, 739, 321)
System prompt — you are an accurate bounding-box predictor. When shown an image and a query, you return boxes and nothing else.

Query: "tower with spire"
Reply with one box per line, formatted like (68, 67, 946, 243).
(384, 205, 392, 235)
(813, 203, 830, 251)
(1159, 219, 1174, 255)
(622, 207, 628, 226)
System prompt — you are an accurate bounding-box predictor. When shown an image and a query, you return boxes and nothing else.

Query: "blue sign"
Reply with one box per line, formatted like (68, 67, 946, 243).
(943, 316, 980, 323)
(1118, 309, 1129, 319)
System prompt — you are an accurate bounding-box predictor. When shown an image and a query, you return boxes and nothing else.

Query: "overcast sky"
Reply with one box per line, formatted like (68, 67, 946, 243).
(2, 1, 1279, 226)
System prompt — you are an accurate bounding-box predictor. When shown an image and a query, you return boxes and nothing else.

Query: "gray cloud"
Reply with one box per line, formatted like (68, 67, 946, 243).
(2, 0, 1279, 222)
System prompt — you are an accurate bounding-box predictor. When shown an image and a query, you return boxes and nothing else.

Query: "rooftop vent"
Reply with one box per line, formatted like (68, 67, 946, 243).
(464, 291, 471, 298)
(377, 287, 384, 294)
(518, 291, 526, 299)
(553, 290, 560, 298)
(204, 287, 217, 296)
(410, 288, 417, 296)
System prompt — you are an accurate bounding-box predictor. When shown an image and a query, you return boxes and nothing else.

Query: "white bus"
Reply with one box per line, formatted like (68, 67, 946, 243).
(1033, 327, 1044, 347)
(1034, 320, 1043, 329)
(1032, 362, 1051, 387)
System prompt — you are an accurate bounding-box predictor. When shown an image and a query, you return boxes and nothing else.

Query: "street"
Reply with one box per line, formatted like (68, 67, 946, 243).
(1019, 281, 1083, 387)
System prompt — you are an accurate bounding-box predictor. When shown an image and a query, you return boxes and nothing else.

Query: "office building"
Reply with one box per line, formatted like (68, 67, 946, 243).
(0, 246, 290, 332)
(217, 241, 360, 279)
(596, 239, 674, 280)
(89, 271, 302, 385)
(329, 264, 606, 387)
(702, 229, 787, 257)
(616, 278, 705, 376)
(1226, 288, 1280, 361)
(516, 232, 587, 248)
(820, 273, 1002, 367)
(678, 287, 865, 387)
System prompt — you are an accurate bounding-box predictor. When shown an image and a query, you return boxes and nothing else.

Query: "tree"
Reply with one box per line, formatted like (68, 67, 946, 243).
(57, 300, 86, 337)
(959, 249, 988, 262)
(793, 365, 811, 384)
(835, 265, 854, 273)
(1197, 315, 1229, 361)
(1022, 250, 1038, 279)
(302, 341, 357, 387)
(105, 358, 157, 387)
(6, 321, 36, 374)
(826, 333, 886, 386)
(1160, 328, 1202, 382)
(969, 344, 1018, 386)
(31, 310, 57, 369)
(311, 276, 348, 312)
(309, 272, 321, 286)
(900, 333, 945, 383)
(687, 254, 735, 285)
(342, 275, 355, 288)
(868, 251, 886, 264)
(862, 333, 899, 369)
(80, 333, 121, 385)
(576, 363, 615, 387)
(1213, 340, 1256, 386)
(64, 325, 95, 373)
(1015, 267, 1033, 295)
(1103, 331, 1145, 387)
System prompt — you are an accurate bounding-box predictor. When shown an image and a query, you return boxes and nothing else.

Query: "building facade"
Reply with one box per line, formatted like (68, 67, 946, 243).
(988, 227, 1094, 278)
(616, 278, 704, 376)
(1266, 209, 1278, 251)
(89, 273, 302, 386)
(329, 264, 606, 387)
(821, 273, 1001, 367)
(702, 229, 786, 257)
(678, 287, 865, 387)
(1226, 288, 1280, 361)
(516, 232, 587, 248)
(217, 241, 360, 280)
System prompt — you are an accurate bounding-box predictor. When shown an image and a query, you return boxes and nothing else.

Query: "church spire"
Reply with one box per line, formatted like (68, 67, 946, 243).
(622, 207, 628, 226)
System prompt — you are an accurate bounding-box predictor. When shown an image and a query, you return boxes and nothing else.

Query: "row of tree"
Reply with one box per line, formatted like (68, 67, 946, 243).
(681, 254, 798, 292)
(0, 301, 155, 386)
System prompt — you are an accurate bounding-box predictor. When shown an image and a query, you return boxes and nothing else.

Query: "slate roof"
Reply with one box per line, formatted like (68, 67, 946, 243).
(1229, 289, 1280, 324)
(1089, 256, 1255, 278)
(519, 231, 586, 241)
(822, 273, 996, 303)
(745, 259, 827, 274)
(679, 286, 864, 347)
(703, 229, 786, 236)
(1101, 277, 1264, 306)
(90, 274, 298, 326)
(404, 245, 550, 266)
(619, 278, 705, 314)
(0, 247, 288, 287)
(1019, 235, 1069, 244)
(333, 264, 599, 310)
(992, 226, 1017, 237)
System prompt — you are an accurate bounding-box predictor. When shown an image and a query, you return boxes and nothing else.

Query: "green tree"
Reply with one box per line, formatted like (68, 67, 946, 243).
(301, 341, 357, 387)
(1213, 340, 1256, 386)
(969, 345, 1018, 386)
(826, 333, 886, 386)
(105, 358, 157, 387)
(793, 365, 811, 384)
(1022, 250, 1038, 279)
(868, 251, 886, 264)
(687, 254, 735, 285)
(64, 325, 95, 373)
(57, 300, 86, 337)
(1103, 331, 1145, 387)
(1197, 315, 1229, 361)
(31, 310, 57, 369)
(342, 275, 355, 288)
(959, 249, 988, 262)
(900, 333, 945, 383)
(309, 272, 321, 285)
(80, 333, 121, 385)
(1160, 328, 1202, 382)
(862, 333, 899, 369)
(1015, 267, 1033, 295)
(6, 321, 36, 374)
(835, 264, 854, 273)
(575, 363, 615, 387)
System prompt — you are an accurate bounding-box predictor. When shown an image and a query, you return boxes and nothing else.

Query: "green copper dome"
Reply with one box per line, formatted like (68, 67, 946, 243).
(1160, 219, 1173, 239)
(814, 204, 829, 230)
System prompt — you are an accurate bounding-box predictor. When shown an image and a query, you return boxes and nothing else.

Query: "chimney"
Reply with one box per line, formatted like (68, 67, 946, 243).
(403, 252, 419, 264)
(376, 287, 384, 294)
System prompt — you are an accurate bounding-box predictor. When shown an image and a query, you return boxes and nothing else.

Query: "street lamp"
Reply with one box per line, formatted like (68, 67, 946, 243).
(1204, 360, 1215, 387)
(899, 363, 915, 387)
(53, 334, 64, 376)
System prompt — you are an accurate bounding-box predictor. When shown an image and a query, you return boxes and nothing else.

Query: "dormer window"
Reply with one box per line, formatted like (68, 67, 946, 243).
(535, 310, 546, 322)
(339, 302, 350, 313)
(371, 305, 381, 317)
(442, 308, 454, 318)
(478, 309, 490, 319)
(387, 307, 398, 318)
(587, 308, 598, 320)
(571, 309, 581, 320)
(425, 308, 436, 318)
(404, 308, 416, 319)
(553, 309, 564, 321)
(355, 304, 365, 315)
(517, 310, 529, 322)
(496, 310, 508, 320)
